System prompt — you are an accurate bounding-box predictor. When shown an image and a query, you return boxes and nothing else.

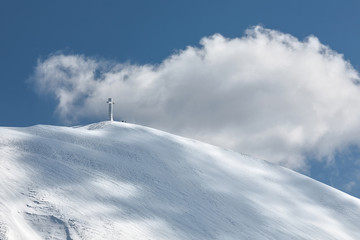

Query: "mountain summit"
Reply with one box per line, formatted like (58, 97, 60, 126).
(0, 121, 359, 239)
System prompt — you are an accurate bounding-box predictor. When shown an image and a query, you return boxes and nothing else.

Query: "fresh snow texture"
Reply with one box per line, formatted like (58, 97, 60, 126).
(0, 121, 360, 239)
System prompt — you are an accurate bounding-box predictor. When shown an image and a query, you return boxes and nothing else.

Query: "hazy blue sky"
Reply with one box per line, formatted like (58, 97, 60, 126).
(2, 0, 360, 198)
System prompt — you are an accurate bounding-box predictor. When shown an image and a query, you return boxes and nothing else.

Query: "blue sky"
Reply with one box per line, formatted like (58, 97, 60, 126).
(2, 0, 360, 198)
(2, 0, 360, 126)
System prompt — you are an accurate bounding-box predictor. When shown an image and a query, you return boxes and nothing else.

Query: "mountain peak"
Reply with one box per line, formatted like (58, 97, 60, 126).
(0, 123, 360, 239)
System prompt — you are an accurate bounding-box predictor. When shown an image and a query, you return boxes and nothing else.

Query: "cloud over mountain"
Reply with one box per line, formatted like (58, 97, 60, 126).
(31, 26, 360, 170)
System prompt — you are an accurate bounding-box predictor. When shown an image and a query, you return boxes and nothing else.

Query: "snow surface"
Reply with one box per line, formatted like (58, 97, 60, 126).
(0, 121, 360, 239)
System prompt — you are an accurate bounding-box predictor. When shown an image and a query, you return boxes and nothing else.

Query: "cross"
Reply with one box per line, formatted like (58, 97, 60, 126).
(107, 98, 115, 121)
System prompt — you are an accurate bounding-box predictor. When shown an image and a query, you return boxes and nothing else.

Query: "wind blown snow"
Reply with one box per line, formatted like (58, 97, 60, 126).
(1, 122, 360, 239)
(31, 26, 360, 170)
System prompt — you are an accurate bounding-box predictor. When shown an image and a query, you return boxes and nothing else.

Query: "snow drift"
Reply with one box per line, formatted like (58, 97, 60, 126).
(0, 121, 359, 239)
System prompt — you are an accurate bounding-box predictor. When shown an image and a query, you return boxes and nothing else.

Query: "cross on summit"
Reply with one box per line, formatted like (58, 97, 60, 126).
(107, 98, 114, 121)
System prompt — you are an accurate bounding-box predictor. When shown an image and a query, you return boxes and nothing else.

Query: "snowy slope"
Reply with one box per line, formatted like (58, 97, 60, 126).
(0, 121, 360, 240)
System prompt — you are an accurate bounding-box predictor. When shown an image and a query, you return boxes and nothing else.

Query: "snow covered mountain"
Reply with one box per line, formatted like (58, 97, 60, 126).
(0, 121, 360, 239)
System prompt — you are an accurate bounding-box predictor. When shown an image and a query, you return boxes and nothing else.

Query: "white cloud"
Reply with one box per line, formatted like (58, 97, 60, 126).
(31, 26, 360, 170)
